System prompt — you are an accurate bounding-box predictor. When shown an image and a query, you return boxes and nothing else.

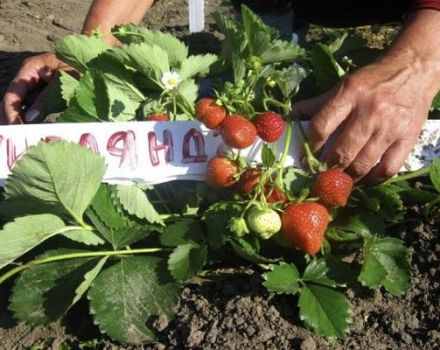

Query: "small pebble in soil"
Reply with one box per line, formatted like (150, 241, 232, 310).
(300, 336, 317, 350)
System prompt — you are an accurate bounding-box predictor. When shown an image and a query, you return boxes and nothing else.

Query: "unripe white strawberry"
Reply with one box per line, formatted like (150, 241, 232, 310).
(246, 206, 282, 239)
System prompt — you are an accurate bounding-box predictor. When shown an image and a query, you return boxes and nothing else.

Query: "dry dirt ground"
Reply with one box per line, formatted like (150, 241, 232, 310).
(1, 1, 440, 349)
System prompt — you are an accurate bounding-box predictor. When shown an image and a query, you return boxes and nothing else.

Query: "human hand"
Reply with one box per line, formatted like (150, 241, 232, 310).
(293, 57, 437, 183)
(0, 52, 66, 124)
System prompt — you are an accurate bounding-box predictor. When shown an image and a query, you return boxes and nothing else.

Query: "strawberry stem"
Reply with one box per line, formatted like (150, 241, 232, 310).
(0, 248, 164, 285)
(381, 167, 430, 185)
(293, 118, 322, 174)
(275, 121, 293, 187)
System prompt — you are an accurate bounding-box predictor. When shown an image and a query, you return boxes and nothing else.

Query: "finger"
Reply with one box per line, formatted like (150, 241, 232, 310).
(2, 60, 53, 124)
(0, 100, 6, 124)
(306, 86, 354, 153)
(325, 110, 375, 170)
(2, 80, 29, 124)
(364, 138, 417, 183)
(24, 91, 47, 123)
(291, 89, 333, 120)
(345, 131, 394, 182)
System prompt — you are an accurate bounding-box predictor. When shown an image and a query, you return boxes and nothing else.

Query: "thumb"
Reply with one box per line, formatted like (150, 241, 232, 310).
(291, 90, 333, 120)
(24, 91, 47, 123)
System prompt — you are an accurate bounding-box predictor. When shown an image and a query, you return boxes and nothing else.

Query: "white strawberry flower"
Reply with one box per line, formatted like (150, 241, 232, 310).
(161, 71, 180, 90)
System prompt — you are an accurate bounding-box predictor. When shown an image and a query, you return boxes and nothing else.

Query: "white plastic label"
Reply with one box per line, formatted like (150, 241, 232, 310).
(0, 120, 439, 186)
(189, 0, 205, 33)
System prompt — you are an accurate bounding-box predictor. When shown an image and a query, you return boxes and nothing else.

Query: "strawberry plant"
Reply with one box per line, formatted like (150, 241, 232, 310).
(1, 4, 440, 346)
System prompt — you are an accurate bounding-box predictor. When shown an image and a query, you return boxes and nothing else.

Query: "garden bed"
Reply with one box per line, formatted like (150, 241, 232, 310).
(0, 1, 439, 349)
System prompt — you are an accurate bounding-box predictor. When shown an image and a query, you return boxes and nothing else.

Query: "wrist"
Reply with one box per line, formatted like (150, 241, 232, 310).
(380, 9, 440, 101)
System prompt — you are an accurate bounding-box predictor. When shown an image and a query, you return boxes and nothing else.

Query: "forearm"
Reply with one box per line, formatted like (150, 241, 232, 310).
(82, 0, 155, 45)
(381, 9, 440, 100)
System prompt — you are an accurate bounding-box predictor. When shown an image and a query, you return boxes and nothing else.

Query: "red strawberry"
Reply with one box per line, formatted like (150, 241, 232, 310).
(206, 156, 238, 188)
(281, 202, 329, 255)
(195, 98, 227, 129)
(220, 114, 257, 149)
(146, 113, 169, 121)
(235, 168, 261, 195)
(254, 112, 286, 143)
(265, 185, 287, 204)
(311, 169, 353, 208)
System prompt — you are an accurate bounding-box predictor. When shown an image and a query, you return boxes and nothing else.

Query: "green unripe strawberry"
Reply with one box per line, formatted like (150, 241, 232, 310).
(246, 206, 282, 240)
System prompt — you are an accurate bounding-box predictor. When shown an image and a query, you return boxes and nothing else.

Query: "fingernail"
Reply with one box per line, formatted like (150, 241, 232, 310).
(25, 109, 40, 122)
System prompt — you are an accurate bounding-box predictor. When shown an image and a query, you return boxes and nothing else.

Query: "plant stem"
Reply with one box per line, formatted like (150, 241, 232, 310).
(159, 213, 199, 220)
(172, 90, 177, 120)
(0, 248, 163, 285)
(293, 118, 321, 174)
(276, 121, 293, 186)
(381, 167, 430, 185)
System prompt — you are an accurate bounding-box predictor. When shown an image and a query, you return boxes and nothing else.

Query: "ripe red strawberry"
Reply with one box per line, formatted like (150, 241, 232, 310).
(281, 202, 329, 255)
(146, 113, 169, 121)
(206, 156, 238, 188)
(195, 98, 227, 129)
(254, 112, 286, 143)
(220, 114, 257, 149)
(265, 185, 287, 204)
(235, 168, 261, 195)
(311, 169, 353, 208)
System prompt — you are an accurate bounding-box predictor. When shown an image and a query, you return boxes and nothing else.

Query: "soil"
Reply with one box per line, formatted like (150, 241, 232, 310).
(1, 1, 440, 349)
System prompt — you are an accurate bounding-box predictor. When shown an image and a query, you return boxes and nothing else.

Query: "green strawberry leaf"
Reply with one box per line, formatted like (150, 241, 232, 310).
(89, 184, 127, 232)
(202, 201, 244, 249)
(88, 184, 159, 249)
(41, 71, 79, 118)
(4, 142, 106, 226)
(302, 259, 341, 288)
(88, 256, 179, 344)
(330, 209, 386, 238)
(364, 184, 405, 222)
(324, 254, 358, 286)
(0, 214, 66, 269)
(116, 185, 164, 225)
(241, 4, 277, 56)
(59, 71, 79, 103)
(261, 40, 306, 64)
(74, 70, 109, 120)
(262, 263, 300, 295)
(359, 236, 410, 295)
(113, 24, 188, 67)
(230, 235, 279, 265)
(177, 79, 198, 107)
(228, 216, 250, 238)
(55, 34, 109, 72)
(124, 43, 170, 83)
(62, 229, 105, 246)
(213, 12, 246, 58)
(399, 188, 438, 204)
(326, 227, 360, 242)
(9, 249, 99, 324)
(271, 66, 308, 98)
(160, 219, 204, 247)
(262, 144, 276, 167)
(283, 167, 312, 196)
(429, 158, 440, 193)
(71, 256, 109, 307)
(90, 51, 144, 103)
(178, 54, 218, 81)
(168, 243, 208, 282)
(232, 54, 247, 83)
(299, 282, 352, 339)
(310, 43, 345, 91)
(57, 97, 101, 123)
